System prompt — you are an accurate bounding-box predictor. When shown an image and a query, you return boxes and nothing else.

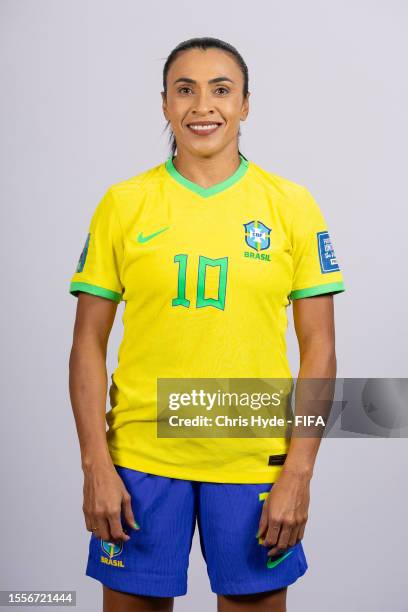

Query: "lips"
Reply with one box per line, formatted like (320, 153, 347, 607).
(186, 121, 223, 136)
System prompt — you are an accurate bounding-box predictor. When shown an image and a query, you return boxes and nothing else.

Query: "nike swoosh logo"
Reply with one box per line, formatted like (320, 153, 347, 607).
(137, 226, 169, 243)
(266, 549, 294, 569)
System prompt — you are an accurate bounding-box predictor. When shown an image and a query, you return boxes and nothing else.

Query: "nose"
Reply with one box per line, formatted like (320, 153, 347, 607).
(191, 89, 214, 116)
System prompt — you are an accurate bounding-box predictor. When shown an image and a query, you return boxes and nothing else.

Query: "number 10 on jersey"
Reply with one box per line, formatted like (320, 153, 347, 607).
(172, 254, 228, 311)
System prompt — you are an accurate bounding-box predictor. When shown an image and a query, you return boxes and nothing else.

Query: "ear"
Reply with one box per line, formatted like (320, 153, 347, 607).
(161, 91, 169, 121)
(240, 92, 250, 122)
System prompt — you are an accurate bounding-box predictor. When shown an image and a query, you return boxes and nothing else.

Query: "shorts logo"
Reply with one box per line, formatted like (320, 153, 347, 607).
(243, 220, 271, 252)
(76, 232, 90, 272)
(317, 231, 340, 273)
(267, 549, 294, 569)
(101, 539, 123, 558)
(100, 539, 125, 568)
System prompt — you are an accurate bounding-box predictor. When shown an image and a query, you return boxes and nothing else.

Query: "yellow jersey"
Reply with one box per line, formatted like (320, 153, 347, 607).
(69, 154, 345, 483)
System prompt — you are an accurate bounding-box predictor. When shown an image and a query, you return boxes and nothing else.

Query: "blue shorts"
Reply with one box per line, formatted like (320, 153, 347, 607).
(85, 465, 308, 597)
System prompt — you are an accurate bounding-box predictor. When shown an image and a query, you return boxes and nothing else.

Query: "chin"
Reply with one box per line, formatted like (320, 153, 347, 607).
(190, 141, 224, 158)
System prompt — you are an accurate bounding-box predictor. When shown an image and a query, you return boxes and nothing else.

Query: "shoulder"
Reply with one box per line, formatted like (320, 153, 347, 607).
(107, 161, 166, 202)
(247, 159, 316, 213)
(95, 162, 167, 224)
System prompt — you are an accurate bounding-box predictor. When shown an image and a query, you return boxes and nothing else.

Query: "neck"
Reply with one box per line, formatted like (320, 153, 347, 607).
(172, 143, 241, 189)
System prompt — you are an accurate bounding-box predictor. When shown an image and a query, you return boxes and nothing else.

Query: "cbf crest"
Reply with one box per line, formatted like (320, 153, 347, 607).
(243, 220, 272, 251)
(101, 539, 123, 558)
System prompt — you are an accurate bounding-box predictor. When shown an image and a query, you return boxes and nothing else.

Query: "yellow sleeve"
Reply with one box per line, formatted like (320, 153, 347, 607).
(69, 188, 124, 303)
(289, 187, 346, 300)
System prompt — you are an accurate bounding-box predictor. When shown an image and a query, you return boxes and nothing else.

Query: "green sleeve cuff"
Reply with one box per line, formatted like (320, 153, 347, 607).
(69, 281, 122, 303)
(289, 281, 345, 300)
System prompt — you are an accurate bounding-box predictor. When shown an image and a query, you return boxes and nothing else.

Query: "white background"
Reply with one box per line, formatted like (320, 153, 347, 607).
(1, 1, 407, 610)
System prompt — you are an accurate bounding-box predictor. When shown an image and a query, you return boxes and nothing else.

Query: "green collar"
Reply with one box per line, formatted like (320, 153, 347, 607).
(165, 153, 249, 198)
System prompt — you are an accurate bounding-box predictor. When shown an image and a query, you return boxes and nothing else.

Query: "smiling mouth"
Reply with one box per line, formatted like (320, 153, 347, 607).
(186, 121, 223, 136)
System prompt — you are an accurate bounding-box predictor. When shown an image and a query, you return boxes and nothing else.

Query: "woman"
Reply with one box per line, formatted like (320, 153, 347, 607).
(69, 37, 345, 612)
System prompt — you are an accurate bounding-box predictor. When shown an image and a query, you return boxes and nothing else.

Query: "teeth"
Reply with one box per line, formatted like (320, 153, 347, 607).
(189, 124, 219, 131)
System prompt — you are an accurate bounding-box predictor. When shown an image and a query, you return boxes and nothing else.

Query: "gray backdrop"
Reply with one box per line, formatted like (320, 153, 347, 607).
(1, 0, 407, 610)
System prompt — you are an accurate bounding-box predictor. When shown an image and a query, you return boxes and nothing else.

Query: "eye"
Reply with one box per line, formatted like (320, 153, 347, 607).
(214, 86, 229, 95)
(177, 86, 193, 95)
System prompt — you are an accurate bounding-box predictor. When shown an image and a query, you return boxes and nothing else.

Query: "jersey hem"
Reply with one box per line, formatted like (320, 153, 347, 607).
(108, 451, 285, 484)
(289, 281, 345, 300)
(70, 281, 122, 302)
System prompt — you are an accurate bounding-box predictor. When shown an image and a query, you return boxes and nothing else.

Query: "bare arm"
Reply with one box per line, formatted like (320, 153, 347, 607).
(258, 294, 337, 555)
(69, 292, 116, 470)
(284, 293, 337, 477)
(69, 293, 138, 542)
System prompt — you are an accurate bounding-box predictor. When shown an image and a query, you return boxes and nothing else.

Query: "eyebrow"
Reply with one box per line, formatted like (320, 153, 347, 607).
(173, 76, 234, 85)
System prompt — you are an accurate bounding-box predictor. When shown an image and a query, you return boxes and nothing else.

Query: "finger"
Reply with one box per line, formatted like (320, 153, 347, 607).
(83, 511, 94, 532)
(107, 513, 131, 543)
(122, 491, 140, 531)
(278, 524, 292, 549)
(298, 523, 306, 541)
(267, 524, 291, 556)
(256, 500, 269, 540)
(262, 518, 281, 548)
(288, 525, 301, 547)
(85, 508, 102, 536)
(95, 517, 112, 543)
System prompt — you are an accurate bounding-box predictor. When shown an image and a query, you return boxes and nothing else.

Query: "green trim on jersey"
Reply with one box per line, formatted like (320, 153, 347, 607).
(70, 281, 122, 302)
(165, 154, 249, 198)
(289, 281, 345, 300)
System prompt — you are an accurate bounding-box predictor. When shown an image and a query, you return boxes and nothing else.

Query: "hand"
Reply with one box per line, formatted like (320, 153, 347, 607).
(82, 461, 139, 543)
(256, 469, 310, 557)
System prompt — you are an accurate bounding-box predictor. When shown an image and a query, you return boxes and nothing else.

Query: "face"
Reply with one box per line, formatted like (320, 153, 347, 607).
(162, 48, 249, 158)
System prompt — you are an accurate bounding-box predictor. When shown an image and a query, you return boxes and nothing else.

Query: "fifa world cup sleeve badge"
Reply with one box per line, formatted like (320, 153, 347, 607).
(317, 231, 340, 273)
(76, 232, 90, 272)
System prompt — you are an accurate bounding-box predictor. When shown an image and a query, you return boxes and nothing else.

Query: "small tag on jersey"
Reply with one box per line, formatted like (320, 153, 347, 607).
(317, 231, 340, 273)
(268, 454, 287, 466)
(76, 232, 90, 272)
